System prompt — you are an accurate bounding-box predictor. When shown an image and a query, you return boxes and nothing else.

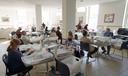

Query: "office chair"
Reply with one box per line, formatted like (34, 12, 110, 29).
(50, 58, 82, 76)
(2, 54, 30, 76)
(56, 59, 70, 76)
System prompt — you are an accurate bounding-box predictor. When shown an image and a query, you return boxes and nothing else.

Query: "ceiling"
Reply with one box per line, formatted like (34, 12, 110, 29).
(0, 0, 121, 8)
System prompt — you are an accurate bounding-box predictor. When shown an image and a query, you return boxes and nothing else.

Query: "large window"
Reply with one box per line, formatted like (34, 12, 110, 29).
(87, 5, 99, 31)
(76, 5, 99, 31)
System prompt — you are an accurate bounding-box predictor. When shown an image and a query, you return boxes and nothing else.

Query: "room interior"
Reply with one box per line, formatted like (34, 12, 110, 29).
(0, 0, 128, 76)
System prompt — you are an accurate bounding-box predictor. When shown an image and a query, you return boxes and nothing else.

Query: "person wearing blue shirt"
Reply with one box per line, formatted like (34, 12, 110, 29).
(7, 39, 33, 76)
(102, 28, 113, 55)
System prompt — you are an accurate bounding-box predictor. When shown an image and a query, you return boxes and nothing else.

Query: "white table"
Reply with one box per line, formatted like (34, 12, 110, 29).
(19, 44, 41, 51)
(21, 47, 73, 66)
(93, 36, 111, 47)
(29, 36, 43, 43)
(21, 46, 73, 76)
(26, 32, 41, 36)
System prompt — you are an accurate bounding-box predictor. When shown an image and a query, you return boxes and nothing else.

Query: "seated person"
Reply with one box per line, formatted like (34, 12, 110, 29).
(101, 28, 113, 55)
(21, 31, 32, 44)
(16, 27, 22, 39)
(73, 34, 80, 46)
(11, 34, 18, 39)
(7, 39, 34, 76)
(84, 24, 89, 31)
(74, 31, 83, 40)
(76, 21, 82, 32)
(74, 34, 78, 40)
(80, 30, 98, 58)
(66, 31, 73, 46)
(44, 26, 50, 36)
(50, 27, 57, 37)
(56, 26, 63, 44)
(67, 31, 73, 41)
(31, 26, 36, 32)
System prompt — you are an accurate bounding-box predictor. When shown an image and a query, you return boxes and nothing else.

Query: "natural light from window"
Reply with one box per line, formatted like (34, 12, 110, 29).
(77, 7, 86, 13)
(87, 5, 99, 31)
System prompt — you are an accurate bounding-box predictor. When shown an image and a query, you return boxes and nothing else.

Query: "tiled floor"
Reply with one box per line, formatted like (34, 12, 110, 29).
(0, 40, 128, 76)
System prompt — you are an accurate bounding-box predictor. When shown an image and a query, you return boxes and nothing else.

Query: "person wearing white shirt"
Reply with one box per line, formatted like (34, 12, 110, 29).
(21, 31, 31, 44)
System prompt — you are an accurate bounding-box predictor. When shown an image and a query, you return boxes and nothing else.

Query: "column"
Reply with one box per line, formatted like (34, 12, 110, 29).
(122, 0, 128, 28)
(35, 4, 42, 31)
(62, 0, 76, 37)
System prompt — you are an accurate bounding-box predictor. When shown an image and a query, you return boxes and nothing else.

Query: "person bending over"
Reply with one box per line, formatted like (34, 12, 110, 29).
(80, 30, 98, 58)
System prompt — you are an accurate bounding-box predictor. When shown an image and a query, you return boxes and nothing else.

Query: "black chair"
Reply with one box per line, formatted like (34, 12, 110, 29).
(49, 59, 70, 76)
(56, 59, 70, 76)
(55, 59, 82, 76)
(2, 54, 30, 76)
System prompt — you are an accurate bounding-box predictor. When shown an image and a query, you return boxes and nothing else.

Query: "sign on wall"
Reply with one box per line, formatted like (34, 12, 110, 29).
(104, 13, 115, 23)
(1, 17, 10, 22)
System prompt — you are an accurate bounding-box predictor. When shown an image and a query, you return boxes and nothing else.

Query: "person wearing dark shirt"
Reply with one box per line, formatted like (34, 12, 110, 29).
(45, 26, 49, 35)
(31, 26, 36, 32)
(56, 26, 62, 44)
(101, 28, 113, 55)
(7, 39, 33, 76)
(84, 24, 89, 31)
(42, 23, 46, 29)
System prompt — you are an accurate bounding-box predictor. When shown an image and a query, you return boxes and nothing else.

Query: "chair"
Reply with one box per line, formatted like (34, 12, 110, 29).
(112, 41, 128, 60)
(49, 59, 70, 76)
(56, 59, 70, 76)
(55, 57, 82, 76)
(2, 54, 30, 76)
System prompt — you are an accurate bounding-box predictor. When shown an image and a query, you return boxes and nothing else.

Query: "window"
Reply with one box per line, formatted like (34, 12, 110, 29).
(86, 5, 99, 31)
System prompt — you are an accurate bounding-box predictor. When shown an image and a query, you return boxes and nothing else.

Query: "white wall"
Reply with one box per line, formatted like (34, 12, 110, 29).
(0, 6, 35, 30)
(0, 6, 35, 38)
(98, 0, 126, 31)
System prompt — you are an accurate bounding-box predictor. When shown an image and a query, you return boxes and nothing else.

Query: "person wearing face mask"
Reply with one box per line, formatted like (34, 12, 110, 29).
(7, 39, 33, 76)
